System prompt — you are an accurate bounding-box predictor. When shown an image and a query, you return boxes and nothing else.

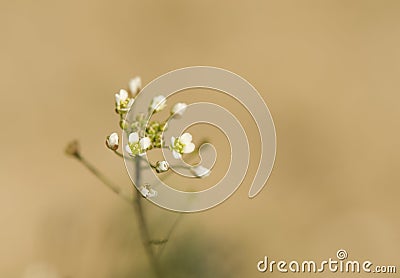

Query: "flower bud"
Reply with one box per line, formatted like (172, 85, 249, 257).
(129, 76, 141, 94)
(190, 165, 210, 178)
(155, 161, 169, 173)
(171, 102, 187, 117)
(150, 95, 167, 112)
(139, 184, 157, 198)
(106, 132, 119, 150)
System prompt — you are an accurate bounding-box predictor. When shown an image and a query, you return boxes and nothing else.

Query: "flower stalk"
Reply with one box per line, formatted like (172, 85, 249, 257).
(134, 157, 163, 277)
(66, 75, 211, 277)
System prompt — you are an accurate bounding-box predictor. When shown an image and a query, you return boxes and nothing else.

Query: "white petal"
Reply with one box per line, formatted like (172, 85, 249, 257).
(150, 96, 159, 109)
(191, 165, 211, 178)
(172, 150, 181, 159)
(140, 187, 149, 197)
(139, 137, 151, 150)
(119, 89, 128, 101)
(129, 132, 139, 144)
(115, 94, 120, 104)
(129, 76, 141, 93)
(148, 189, 157, 198)
(158, 102, 167, 111)
(179, 133, 192, 144)
(125, 144, 133, 155)
(170, 136, 176, 146)
(107, 133, 119, 149)
(109, 133, 118, 144)
(155, 95, 165, 103)
(151, 95, 166, 111)
(106, 133, 119, 150)
(183, 142, 195, 154)
(171, 102, 187, 116)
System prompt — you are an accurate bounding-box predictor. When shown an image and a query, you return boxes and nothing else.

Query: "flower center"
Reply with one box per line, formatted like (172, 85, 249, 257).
(120, 99, 130, 109)
(174, 138, 185, 153)
(129, 142, 142, 155)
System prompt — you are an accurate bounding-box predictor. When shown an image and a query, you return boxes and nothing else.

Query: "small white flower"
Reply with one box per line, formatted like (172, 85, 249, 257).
(191, 165, 211, 178)
(115, 89, 134, 112)
(171, 102, 187, 117)
(125, 132, 151, 156)
(150, 95, 167, 112)
(129, 76, 141, 94)
(115, 89, 128, 104)
(170, 133, 195, 159)
(140, 186, 149, 197)
(106, 132, 119, 150)
(139, 184, 157, 198)
(155, 161, 169, 173)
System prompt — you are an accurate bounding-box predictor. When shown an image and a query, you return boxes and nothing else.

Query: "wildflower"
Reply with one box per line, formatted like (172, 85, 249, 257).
(115, 89, 134, 113)
(191, 165, 211, 178)
(170, 133, 195, 159)
(106, 132, 119, 150)
(125, 132, 151, 156)
(129, 76, 141, 94)
(139, 184, 157, 198)
(150, 95, 167, 112)
(155, 161, 169, 173)
(171, 102, 187, 117)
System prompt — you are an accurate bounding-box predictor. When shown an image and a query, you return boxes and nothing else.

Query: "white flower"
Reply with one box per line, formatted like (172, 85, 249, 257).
(191, 165, 211, 178)
(115, 89, 128, 104)
(129, 76, 141, 94)
(139, 184, 157, 198)
(155, 161, 169, 173)
(150, 95, 167, 112)
(171, 102, 187, 117)
(106, 132, 119, 150)
(170, 133, 195, 159)
(125, 132, 151, 156)
(115, 89, 134, 112)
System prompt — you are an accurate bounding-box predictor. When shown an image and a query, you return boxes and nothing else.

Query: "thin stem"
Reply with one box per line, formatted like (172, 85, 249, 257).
(133, 158, 162, 278)
(113, 150, 157, 170)
(67, 141, 187, 277)
(113, 150, 125, 158)
(157, 213, 183, 258)
(165, 113, 174, 124)
(113, 149, 135, 160)
(74, 154, 132, 204)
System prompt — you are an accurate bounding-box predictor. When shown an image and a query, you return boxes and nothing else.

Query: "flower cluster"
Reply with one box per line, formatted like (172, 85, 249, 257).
(146, 121, 167, 148)
(105, 76, 210, 197)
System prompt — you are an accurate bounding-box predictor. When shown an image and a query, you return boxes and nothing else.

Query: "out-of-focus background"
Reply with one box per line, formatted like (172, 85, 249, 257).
(1, 1, 400, 277)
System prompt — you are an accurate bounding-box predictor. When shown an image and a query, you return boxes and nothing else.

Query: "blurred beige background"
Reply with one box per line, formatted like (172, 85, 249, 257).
(1, 0, 400, 277)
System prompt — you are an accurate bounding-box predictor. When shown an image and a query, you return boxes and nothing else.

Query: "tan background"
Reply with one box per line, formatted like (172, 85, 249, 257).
(1, 0, 400, 277)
